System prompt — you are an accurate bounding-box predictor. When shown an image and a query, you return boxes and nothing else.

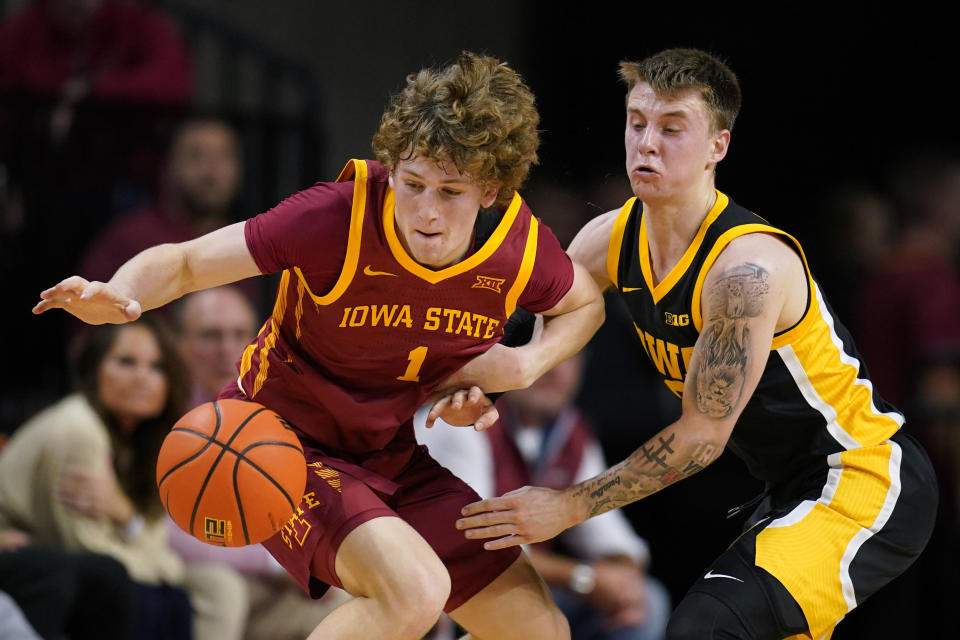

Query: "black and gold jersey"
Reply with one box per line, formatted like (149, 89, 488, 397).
(606, 191, 904, 487)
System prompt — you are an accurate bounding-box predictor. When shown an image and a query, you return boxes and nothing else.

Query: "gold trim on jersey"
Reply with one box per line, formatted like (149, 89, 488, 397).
(292, 159, 368, 306)
(504, 217, 540, 318)
(237, 318, 270, 395)
(382, 189, 524, 284)
(755, 441, 903, 640)
(689, 222, 816, 344)
(777, 282, 903, 448)
(606, 199, 635, 289)
(236, 270, 292, 398)
(637, 191, 727, 304)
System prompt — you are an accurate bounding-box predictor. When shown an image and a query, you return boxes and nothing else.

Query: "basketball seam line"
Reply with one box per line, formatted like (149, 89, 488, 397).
(165, 429, 301, 515)
(233, 441, 301, 514)
(230, 440, 303, 546)
(188, 404, 266, 542)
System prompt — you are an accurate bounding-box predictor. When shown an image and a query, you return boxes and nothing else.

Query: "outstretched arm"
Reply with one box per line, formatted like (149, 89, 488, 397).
(457, 233, 804, 548)
(33, 222, 260, 324)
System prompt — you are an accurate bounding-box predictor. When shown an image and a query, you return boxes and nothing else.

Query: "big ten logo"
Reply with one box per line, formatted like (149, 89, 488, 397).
(203, 517, 232, 546)
(664, 312, 690, 327)
(280, 491, 322, 551)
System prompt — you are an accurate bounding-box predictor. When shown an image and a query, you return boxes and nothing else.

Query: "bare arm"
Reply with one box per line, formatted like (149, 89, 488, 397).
(33, 222, 261, 324)
(457, 233, 805, 547)
(430, 259, 604, 399)
(567, 209, 617, 293)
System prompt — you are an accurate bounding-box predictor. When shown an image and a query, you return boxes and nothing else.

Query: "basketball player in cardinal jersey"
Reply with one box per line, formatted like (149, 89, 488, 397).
(33, 52, 604, 640)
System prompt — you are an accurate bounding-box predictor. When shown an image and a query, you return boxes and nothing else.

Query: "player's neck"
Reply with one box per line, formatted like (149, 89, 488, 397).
(641, 182, 717, 283)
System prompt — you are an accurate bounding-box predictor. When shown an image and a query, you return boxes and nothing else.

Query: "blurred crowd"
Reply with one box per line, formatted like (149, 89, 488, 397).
(2, 2, 959, 640)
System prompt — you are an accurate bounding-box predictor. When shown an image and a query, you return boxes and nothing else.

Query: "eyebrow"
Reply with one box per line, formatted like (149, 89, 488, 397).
(627, 107, 690, 119)
(401, 169, 469, 184)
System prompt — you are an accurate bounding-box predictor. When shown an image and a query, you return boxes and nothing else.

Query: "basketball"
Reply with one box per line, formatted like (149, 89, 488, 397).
(157, 399, 306, 547)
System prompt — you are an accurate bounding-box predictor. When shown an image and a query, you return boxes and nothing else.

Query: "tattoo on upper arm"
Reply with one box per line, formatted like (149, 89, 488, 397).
(694, 262, 769, 418)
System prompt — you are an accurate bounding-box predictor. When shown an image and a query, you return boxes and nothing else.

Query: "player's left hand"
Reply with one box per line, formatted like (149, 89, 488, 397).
(456, 485, 581, 549)
(426, 386, 499, 431)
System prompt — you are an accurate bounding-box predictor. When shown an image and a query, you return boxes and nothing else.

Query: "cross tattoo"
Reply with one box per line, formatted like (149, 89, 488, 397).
(638, 434, 676, 469)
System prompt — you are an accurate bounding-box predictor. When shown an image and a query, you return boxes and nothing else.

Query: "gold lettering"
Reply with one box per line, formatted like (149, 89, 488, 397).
(659, 340, 682, 379)
(423, 307, 441, 331)
(394, 305, 413, 328)
(302, 491, 320, 509)
(456, 312, 474, 336)
(644, 332, 659, 371)
(348, 306, 368, 327)
(471, 313, 486, 338)
(370, 305, 397, 327)
(483, 318, 500, 339)
(339, 307, 350, 328)
(443, 308, 460, 333)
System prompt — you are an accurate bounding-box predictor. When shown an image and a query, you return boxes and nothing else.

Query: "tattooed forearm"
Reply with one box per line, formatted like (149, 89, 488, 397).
(589, 476, 621, 499)
(637, 434, 675, 468)
(569, 432, 723, 518)
(694, 262, 769, 418)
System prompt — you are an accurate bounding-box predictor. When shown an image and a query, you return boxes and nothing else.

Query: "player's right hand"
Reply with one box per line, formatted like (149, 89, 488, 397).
(33, 276, 142, 325)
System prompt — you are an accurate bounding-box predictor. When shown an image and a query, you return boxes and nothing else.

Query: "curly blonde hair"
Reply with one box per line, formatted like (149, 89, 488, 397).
(372, 51, 539, 206)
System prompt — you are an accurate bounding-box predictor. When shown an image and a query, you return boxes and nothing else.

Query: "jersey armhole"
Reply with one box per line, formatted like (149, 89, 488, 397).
(691, 225, 816, 348)
(294, 158, 368, 305)
(606, 199, 635, 289)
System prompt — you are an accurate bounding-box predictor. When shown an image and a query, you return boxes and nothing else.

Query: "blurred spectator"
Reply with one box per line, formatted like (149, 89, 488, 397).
(169, 286, 349, 640)
(416, 352, 670, 640)
(78, 116, 244, 284)
(0, 531, 132, 640)
(174, 286, 258, 407)
(854, 151, 960, 407)
(0, 318, 246, 640)
(0, 0, 192, 126)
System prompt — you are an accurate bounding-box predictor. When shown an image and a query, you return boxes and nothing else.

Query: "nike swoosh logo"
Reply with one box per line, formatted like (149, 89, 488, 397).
(622, 286, 643, 292)
(363, 265, 398, 277)
(703, 570, 743, 582)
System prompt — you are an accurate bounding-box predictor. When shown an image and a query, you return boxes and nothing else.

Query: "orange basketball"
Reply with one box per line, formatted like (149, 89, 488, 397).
(157, 399, 306, 547)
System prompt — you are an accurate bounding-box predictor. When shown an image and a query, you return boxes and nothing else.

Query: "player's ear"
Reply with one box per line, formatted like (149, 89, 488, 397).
(388, 171, 396, 190)
(708, 129, 731, 166)
(480, 183, 499, 209)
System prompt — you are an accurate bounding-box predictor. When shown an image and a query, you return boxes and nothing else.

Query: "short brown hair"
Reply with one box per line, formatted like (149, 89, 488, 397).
(619, 48, 741, 132)
(372, 51, 540, 206)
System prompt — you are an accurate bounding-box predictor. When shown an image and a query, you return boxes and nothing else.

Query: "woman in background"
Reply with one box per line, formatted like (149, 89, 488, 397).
(0, 318, 246, 640)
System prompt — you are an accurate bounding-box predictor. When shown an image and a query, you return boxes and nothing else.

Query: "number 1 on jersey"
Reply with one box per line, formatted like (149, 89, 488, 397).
(397, 346, 428, 382)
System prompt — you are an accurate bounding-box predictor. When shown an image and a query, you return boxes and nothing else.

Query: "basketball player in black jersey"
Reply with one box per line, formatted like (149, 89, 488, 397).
(451, 48, 938, 639)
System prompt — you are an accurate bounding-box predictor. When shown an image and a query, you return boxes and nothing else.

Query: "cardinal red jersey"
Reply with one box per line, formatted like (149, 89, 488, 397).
(236, 159, 573, 476)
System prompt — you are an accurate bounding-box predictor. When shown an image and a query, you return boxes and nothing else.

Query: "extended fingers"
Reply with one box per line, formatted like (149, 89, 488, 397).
(426, 396, 451, 428)
(41, 276, 89, 298)
(473, 405, 499, 431)
(460, 496, 512, 517)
